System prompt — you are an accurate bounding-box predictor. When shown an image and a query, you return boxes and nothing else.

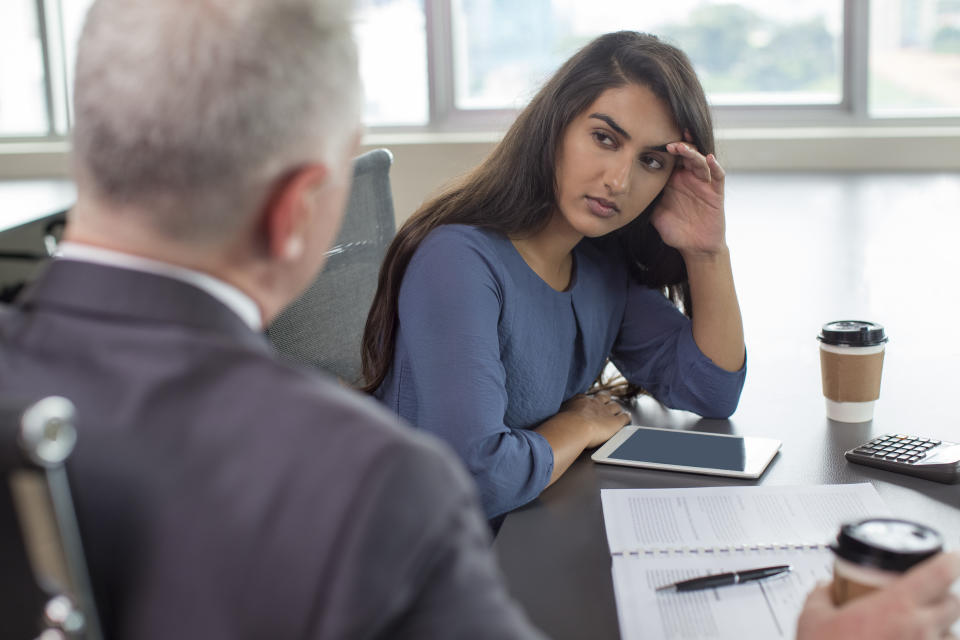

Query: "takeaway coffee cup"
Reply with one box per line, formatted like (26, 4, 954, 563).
(817, 321, 887, 422)
(830, 518, 942, 605)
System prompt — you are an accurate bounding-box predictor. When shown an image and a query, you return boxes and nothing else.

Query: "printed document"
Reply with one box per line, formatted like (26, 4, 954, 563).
(601, 484, 891, 640)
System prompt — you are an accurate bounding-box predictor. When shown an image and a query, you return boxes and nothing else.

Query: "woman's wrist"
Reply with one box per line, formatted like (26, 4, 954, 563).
(680, 243, 730, 266)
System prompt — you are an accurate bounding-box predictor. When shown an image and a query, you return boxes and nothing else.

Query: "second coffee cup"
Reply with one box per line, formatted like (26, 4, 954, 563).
(818, 320, 887, 423)
(830, 518, 942, 605)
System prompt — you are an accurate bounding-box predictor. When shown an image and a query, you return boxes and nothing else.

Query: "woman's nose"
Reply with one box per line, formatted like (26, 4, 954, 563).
(604, 155, 631, 195)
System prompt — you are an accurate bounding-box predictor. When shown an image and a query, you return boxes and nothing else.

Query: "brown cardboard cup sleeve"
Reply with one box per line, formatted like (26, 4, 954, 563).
(819, 349, 884, 402)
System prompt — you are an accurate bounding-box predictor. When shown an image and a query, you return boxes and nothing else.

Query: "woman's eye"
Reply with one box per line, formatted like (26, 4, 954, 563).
(640, 155, 664, 170)
(592, 131, 616, 147)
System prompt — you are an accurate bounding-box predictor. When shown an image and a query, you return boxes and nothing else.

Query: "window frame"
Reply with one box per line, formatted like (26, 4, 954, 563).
(412, 0, 960, 133)
(4, 0, 960, 141)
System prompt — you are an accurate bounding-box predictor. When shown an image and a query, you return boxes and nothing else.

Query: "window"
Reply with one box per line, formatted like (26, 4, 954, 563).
(1, 0, 959, 140)
(450, 0, 843, 110)
(357, 0, 429, 126)
(869, 0, 960, 117)
(0, 0, 48, 136)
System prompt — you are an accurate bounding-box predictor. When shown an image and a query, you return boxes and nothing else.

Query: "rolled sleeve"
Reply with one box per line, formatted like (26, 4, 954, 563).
(611, 282, 746, 418)
(671, 327, 746, 418)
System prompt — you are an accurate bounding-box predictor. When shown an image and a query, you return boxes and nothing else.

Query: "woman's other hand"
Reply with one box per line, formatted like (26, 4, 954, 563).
(652, 137, 727, 258)
(537, 392, 630, 487)
(558, 392, 631, 448)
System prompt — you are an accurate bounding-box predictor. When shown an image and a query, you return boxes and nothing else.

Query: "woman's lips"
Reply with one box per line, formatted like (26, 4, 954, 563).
(586, 196, 619, 218)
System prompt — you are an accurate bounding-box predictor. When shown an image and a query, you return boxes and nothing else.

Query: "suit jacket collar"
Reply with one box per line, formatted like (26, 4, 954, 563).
(18, 260, 269, 352)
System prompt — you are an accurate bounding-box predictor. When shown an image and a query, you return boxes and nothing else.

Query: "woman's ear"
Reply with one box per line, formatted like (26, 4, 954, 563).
(261, 164, 329, 262)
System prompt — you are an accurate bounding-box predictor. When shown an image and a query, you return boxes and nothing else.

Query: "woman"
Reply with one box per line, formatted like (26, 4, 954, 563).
(361, 31, 746, 520)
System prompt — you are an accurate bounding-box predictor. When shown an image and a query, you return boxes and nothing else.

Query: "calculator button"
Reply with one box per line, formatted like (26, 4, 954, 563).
(930, 440, 941, 445)
(908, 456, 921, 463)
(896, 455, 911, 461)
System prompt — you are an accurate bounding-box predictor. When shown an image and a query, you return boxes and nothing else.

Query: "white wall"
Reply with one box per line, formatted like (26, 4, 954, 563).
(3, 126, 960, 228)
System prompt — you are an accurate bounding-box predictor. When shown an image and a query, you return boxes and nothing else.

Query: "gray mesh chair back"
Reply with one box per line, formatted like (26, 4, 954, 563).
(0, 396, 102, 640)
(266, 148, 396, 385)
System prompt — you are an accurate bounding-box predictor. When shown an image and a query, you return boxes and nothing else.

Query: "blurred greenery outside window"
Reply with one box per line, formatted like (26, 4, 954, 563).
(870, 0, 960, 116)
(1, 0, 959, 139)
(452, 1, 843, 110)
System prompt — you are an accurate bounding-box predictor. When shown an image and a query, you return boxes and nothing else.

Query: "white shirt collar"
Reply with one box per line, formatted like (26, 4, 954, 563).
(55, 242, 263, 331)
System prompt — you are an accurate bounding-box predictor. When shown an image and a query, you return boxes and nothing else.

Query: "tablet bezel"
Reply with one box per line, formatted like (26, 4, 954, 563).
(590, 425, 782, 479)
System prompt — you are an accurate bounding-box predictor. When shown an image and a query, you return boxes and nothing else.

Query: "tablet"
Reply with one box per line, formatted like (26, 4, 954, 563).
(591, 426, 781, 479)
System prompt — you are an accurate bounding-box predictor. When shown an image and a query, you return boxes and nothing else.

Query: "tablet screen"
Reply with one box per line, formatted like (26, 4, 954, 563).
(610, 428, 747, 471)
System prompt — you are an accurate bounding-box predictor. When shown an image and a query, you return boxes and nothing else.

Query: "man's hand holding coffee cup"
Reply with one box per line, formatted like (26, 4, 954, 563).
(796, 552, 960, 640)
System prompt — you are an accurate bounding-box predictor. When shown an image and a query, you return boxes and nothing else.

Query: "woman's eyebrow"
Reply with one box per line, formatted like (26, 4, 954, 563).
(588, 113, 630, 140)
(588, 114, 674, 152)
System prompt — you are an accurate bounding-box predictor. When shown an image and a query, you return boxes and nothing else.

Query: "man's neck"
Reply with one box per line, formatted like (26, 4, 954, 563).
(65, 195, 300, 327)
(57, 241, 266, 331)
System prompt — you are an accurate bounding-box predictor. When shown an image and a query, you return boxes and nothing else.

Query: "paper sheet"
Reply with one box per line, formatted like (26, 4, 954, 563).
(601, 483, 891, 554)
(599, 484, 919, 640)
(611, 547, 833, 640)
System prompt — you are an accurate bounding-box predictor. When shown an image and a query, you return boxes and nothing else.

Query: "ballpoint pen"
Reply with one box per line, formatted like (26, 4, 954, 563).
(655, 564, 792, 593)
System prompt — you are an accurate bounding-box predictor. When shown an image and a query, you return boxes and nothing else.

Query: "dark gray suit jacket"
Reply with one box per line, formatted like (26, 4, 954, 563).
(0, 259, 545, 640)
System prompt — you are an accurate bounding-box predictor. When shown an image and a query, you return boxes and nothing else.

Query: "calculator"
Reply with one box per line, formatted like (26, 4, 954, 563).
(845, 434, 960, 484)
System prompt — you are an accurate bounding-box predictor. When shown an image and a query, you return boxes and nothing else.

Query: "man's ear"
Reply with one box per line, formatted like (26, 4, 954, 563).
(262, 163, 329, 261)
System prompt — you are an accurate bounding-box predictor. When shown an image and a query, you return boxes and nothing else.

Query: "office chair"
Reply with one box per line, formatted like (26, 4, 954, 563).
(0, 396, 102, 640)
(266, 148, 397, 385)
(0, 213, 67, 303)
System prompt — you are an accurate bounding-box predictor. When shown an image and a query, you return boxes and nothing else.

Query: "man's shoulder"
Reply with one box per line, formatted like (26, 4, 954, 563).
(234, 352, 460, 468)
(236, 352, 394, 429)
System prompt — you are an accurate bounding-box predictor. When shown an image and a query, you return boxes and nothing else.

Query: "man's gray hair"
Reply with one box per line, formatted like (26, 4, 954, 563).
(72, 0, 361, 242)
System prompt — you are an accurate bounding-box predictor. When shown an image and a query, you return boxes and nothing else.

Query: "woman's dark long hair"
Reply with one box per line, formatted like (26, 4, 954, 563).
(360, 31, 715, 393)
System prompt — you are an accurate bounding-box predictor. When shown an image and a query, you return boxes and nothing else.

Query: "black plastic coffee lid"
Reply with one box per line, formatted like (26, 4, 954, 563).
(818, 320, 888, 347)
(830, 518, 942, 572)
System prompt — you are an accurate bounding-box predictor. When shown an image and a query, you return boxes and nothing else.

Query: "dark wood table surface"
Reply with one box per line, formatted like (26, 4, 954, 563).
(493, 172, 960, 640)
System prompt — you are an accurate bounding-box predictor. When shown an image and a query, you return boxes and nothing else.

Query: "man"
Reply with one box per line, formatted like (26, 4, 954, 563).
(0, 0, 956, 638)
(0, 0, 542, 637)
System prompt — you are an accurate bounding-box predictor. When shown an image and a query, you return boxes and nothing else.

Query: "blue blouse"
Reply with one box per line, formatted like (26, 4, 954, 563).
(376, 224, 746, 518)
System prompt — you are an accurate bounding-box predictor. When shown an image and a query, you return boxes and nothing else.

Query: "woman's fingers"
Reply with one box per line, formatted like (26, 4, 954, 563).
(589, 392, 630, 422)
(706, 154, 725, 198)
(668, 142, 712, 183)
(706, 153, 725, 181)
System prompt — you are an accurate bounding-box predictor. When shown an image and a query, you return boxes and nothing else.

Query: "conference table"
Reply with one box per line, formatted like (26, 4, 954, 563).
(0, 179, 74, 234)
(492, 172, 960, 639)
